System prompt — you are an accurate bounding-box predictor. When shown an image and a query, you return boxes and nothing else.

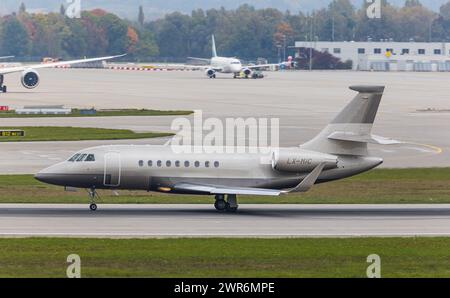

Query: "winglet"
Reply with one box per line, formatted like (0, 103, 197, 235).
(282, 163, 326, 194)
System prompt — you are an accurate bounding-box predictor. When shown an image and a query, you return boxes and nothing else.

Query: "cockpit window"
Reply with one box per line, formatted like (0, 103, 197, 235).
(85, 154, 95, 162)
(68, 154, 80, 162)
(76, 154, 87, 162)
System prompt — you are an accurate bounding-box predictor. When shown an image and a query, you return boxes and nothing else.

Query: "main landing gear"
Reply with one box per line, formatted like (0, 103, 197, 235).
(88, 187, 99, 211)
(214, 194, 238, 212)
(0, 75, 6, 93)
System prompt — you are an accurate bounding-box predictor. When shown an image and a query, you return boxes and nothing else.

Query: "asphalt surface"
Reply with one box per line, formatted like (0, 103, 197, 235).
(0, 69, 448, 173)
(0, 204, 449, 238)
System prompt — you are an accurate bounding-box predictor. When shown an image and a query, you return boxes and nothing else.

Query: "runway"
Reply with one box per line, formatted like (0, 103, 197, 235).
(0, 204, 449, 238)
(0, 69, 448, 172)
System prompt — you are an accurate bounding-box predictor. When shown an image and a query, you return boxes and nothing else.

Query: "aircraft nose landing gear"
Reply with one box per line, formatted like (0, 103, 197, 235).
(214, 194, 239, 212)
(88, 187, 99, 211)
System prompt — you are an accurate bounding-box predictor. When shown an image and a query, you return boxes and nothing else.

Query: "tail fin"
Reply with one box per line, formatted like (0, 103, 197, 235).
(212, 35, 217, 57)
(301, 86, 385, 156)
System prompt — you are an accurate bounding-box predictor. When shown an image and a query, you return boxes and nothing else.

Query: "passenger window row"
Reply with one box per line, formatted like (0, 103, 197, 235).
(68, 153, 95, 162)
(139, 160, 220, 168)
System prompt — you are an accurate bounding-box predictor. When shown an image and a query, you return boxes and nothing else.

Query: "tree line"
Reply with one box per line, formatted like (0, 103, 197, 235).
(2, 0, 450, 61)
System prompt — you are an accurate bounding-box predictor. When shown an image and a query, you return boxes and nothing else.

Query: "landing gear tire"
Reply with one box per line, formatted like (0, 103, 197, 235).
(226, 205, 238, 213)
(214, 199, 227, 212)
(89, 203, 98, 211)
(214, 194, 239, 212)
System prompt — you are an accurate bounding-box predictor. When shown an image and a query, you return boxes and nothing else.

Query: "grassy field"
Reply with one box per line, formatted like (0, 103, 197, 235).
(0, 109, 193, 118)
(0, 237, 448, 277)
(0, 127, 173, 142)
(1, 168, 450, 204)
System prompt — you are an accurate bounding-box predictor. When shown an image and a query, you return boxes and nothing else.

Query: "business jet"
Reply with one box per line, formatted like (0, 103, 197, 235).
(187, 35, 277, 79)
(35, 85, 397, 212)
(0, 54, 125, 93)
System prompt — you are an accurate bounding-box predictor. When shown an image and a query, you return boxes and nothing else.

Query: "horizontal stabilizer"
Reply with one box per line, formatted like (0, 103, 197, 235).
(328, 132, 401, 145)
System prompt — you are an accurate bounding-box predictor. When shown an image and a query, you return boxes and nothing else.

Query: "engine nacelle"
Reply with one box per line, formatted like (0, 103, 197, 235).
(21, 69, 40, 89)
(272, 149, 338, 173)
(242, 68, 252, 76)
(205, 69, 216, 77)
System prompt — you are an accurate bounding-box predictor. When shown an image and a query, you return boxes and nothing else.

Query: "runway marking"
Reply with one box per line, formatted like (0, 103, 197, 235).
(406, 142, 443, 154)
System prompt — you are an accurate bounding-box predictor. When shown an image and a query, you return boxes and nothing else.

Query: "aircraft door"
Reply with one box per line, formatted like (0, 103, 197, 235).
(104, 152, 121, 187)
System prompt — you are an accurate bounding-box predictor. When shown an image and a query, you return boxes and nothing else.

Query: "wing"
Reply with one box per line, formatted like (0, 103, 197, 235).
(246, 63, 278, 70)
(173, 163, 326, 196)
(174, 183, 283, 196)
(0, 54, 126, 75)
(187, 57, 211, 63)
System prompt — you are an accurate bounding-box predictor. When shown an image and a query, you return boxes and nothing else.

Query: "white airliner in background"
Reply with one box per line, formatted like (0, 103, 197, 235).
(187, 35, 277, 79)
(0, 56, 14, 60)
(0, 54, 125, 93)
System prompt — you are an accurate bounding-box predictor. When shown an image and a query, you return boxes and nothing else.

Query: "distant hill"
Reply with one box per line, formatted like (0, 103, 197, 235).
(1, 0, 448, 20)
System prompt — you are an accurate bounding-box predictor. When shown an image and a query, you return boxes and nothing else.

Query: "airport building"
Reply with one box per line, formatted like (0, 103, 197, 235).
(294, 41, 450, 71)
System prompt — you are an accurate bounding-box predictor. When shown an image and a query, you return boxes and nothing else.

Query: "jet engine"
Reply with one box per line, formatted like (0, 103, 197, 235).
(242, 68, 252, 77)
(272, 150, 338, 173)
(21, 69, 40, 89)
(205, 68, 216, 78)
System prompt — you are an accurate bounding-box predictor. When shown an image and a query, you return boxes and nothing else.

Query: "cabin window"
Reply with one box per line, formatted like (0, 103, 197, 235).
(195, 161, 200, 168)
(148, 160, 153, 167)
(184, 161, 190, 167)
(85, 154, 95, 162)
(205, 161, 210, 168)
(175, 161, 180, 167)
(76, 154, 87, 162)
(157, 160, 162, 167)
(166, 160, 172, 167)
(138, 160, 144, 167)
(214, 161, 220, 168)
(68, 154, 80, 162)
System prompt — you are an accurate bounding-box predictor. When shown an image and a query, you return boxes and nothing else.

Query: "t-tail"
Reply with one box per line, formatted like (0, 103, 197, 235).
(212, 35, 217, 58)
(301, 86, 397, 156)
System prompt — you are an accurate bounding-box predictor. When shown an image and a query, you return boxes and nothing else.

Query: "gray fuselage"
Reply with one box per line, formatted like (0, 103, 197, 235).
(35, 145, 383, 195)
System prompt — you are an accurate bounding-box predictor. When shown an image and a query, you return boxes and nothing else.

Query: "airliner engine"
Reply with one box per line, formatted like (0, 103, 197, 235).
(242, 68, 252, 77)
(205, 68, 216, 78)
(21, 69, 40, 89)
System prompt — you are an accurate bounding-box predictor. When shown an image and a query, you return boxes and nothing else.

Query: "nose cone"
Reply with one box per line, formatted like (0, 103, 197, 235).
(34, 164, 65, 186)
(233, 64, 242, 73)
